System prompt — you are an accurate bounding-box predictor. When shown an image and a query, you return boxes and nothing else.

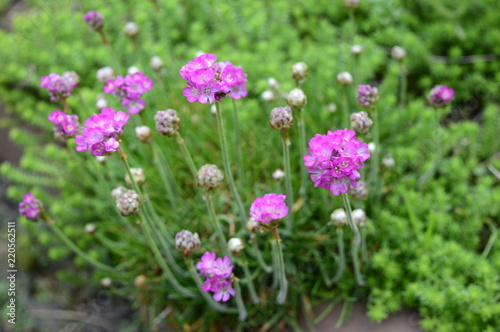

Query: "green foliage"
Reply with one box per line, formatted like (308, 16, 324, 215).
(1, 0, 499, 330)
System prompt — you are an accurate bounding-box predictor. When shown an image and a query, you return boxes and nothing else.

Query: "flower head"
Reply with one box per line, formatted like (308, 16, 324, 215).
(287, 88, 307, 108)
(40, 73, 76, 101)
(337, 72, 353, 86)
(391, 46, 407, 61)
(350, 111, 373, 135)
(196, 252, 235, 302)
(179, 54, 247, 104)
(270, 106, 293, 131)
(18, 193, 43, 221)
(175, 230, 201, 256)
(330, 208, 347, 227)
(304, 129, 370, 195)
(154, 109, 180, 137)
(427, 85, 454, 108)
(75, 108, 129, 156)
(83, 11, 104, 30)
(357, 85, 379, 108)
(197, 164, 224, 190)
(48, 110, 80, 141)
(291, 62, 308, 81)
(104, 72, 154, 114)
(250, 193, 288, 224)
(114, 188, 140, 216)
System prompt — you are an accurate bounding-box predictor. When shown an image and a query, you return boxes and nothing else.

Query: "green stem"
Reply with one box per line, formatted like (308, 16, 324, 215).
(342, 193, 365, 286)
(418, 110, 441, 187)
(250, 235, 272, 273)
(281, 129, 295, 231)
(296, 108, 308, 200)
(185, 258, 227, 311)
(239, 251, 261, 304)
(152, 141, 177, 203)
(215, 101, 246, 228)
(206, 193, 231, 257)
(232, 99, 244, 186)
(233, 279, 248, 321)
(361, 228, 368, 262)
(332, 227, 346, 283)
(50, 223, 115, 273)
(482, 225, 499, 259)
(368, 107, 380, 188)
(272, 228, 288, 304)
(270, 240, 279, 289)
(348, 9, 357, 42)
(341, 88, 350, 128)
(175, 132, 198, 183)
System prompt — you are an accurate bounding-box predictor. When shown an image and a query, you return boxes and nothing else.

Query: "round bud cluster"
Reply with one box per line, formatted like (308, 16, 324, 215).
(96, 155, 107, 164)
(337, 72, 353, 86)
(97, 67, 115, 84)
(96, 95, 108, 110)
(101, 277, 112, 288)
(272, 169, 286, 181)
(350, 181, 368, 200)
(175, 230, 201, 256)
(350, 111, 374, 135)
(135, 126, 152, 143)
(85, 223, 97, 234)
(111, 186, 127, 200)
(115, 189, 140, 217)
(63, 71, 80, 85)
(367, 142, 376, 153)
(270, 106, 293, 131)
(83, 10, 104, 31)
(291, 62, 308, 81)
(357, 85, 379, 108)
(351, 45, 363, 57)
(327, 103, 338, 113)
(382, 154, 395, 168)
(127, 66, 140, 75)
(150, 56, 164, 72)
(268, 77, 280, 89)
(352, 209, 367, 227)
(154, 109, 180, 137)
(261, 90, 275, 102)
(197, 164, 224, 190)
(134, 275, 148, 289)
(124, 22, 140, 37)
(287, 88, 307, 109)
(125, 168, 146, 186)
(227, 238, 245, 255)
(391, 46, 407, 61)
(246, 218, 261, 233)
(330, 208, 347, 227)
(344, 0, 360, 10)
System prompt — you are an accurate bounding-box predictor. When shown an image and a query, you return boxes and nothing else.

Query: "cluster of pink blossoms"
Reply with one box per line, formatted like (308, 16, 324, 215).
(250, 193, 288, 223)
(48, 110, 79, 140)
(18, 193, 42, 221)
(357, 85, 379, 108)
(40, 73, 76, 101)
(196, 252, 235, 302)
(83, 10, 104, 30)
(104, 72, 154, 114)
(304, 129, 370, 195)
(180, 54, 247, 104)
(75, 108, 129, 156)
(427, 85, 454, 108)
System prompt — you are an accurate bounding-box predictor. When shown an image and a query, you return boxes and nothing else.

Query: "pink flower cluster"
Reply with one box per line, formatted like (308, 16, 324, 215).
(180, 54, 247, 104)
(83, 10, 104, 30)
(104, 72, 154, 114)
(196, 252, 235, 302)
(427, 85, 454, 108)
(357, 85, 379, 108)
(304, 129, 370, 195)
(40, 73, 76, 101)
(75, 108, 129, 156)
(48, 110, 79, 140)
(19, 193, 42, 221)
(250, 193, 288, 224)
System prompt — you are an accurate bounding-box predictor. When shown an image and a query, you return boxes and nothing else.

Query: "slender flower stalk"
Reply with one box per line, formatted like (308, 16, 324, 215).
(238, 251, 261, 304)
(206, 193, 231, 257)
(233, 279, 248, 321)
(249, 234, 273, 273)
(215, 101, 247, 227)
(332, 227, 346, 282)
(296, 108, 308, 199)
(272, 228, 288, 303)
(151, 142, 178, 202)
(175, 132, 198, 182)
(367, 107, 380, 187)
(342, 193, 365, 286)
(231, 99, 245, 185)
(281, 130, 294, 231)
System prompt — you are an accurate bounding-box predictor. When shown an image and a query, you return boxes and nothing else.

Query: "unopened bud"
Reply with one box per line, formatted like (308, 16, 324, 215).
(134, 274, 148, 289)
(115, 189, 140, 217)
(97, 67, 115, 83)
(287, 88, 307, 108)
(367, 142, 376, 153)
(327, 103, 337, 113)
(246, 218, 261, 233)
(382, 154, 395, 168)
(175, 230, 201, 256)
(268, 77, 280, 89)
(261, 90, 275, 102)
(351, 181, 368, 200)
(63, 71, 80, 85)
(96, 155, 107, 164)
(270, 106, 293, 131)
(154, 109, 180, 137)
(357, 85, 379, 108)
(150, 56, 164, 72)
(272, 169, 286, 181)
(291, 62, 308, 81)
(124, 22, 140, 37)
(350, 111, 373, 135)
(344, 0, 360, 10)
(351, 45, 363, 57)
(197, 164, 224, 190)
(125, 168, 146, 186)
(352, 209, 367, 227)
(83, 10, 104, 31)
(135, 126, 152, 143)
(211, 104, 217, 116)
(330, 208, 347, 227)
(127, 66, 140, 75)
(85, 223, 97, 234)
(337, 72, 353, 86)
(111, 186, 127, 200)
(391, 46, 407, 61)
(96, 96, 108, 110)
(101, 277, 112, 288)
(228, 238, 245, 255)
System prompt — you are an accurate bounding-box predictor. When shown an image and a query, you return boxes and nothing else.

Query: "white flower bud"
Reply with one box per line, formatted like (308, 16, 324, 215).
(197, 164, 224, 190)
(101, 277, 112, 287)
(352, 209, 367, 227)
(367, 142, 376, 153)
(195, 50, 205, 57)
(287, 88, 307, 108)
(344, 0, 360, 10)
(134, 274, 147, 289)
(124, 22, 140, 37)
(135, 126, 152, 143)
(337, 72, 353, 86)
(291, 62, 308, 81)
(351, 45, 363, 56)
(63, 71, 80, 85)
(228, 238, 245, 254)
(246, 218, 261, 233)
(268, 77, 280, 89)
(125, 168, 146, 186)
(261, 90, 275, 102)
(382, 154, 395, 168)
(127, 66, 140, 75)
(97, 67, 115, 83)
(391, 46, 407, 61)
(96, 96, 108, 110)
(272, 169, 286, 181)
(85, 223, 96, 234)
(327, 103, 337, 113)
(330, 208, 347, 227)
(211, 104, 217, 116)
(150, 56, 164, 72)
(96, 155, 107, 164)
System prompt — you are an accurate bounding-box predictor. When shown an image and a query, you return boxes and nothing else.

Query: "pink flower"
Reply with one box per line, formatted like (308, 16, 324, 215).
(179, 54, 248, 104)
(75, 108, 129, 156)
(357, 85, 379, 108)
(250, 193, 288, 224)
(427, 85, 454, 108)
(40, 73, 76, 101)
(304, 129, 370, 195)
(196, 252, 235, 302)
(19, 193, 43, 221)
(48, 110, 80, 140)
(83, 10, 104, 30)
(103, 72, 154, 114)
